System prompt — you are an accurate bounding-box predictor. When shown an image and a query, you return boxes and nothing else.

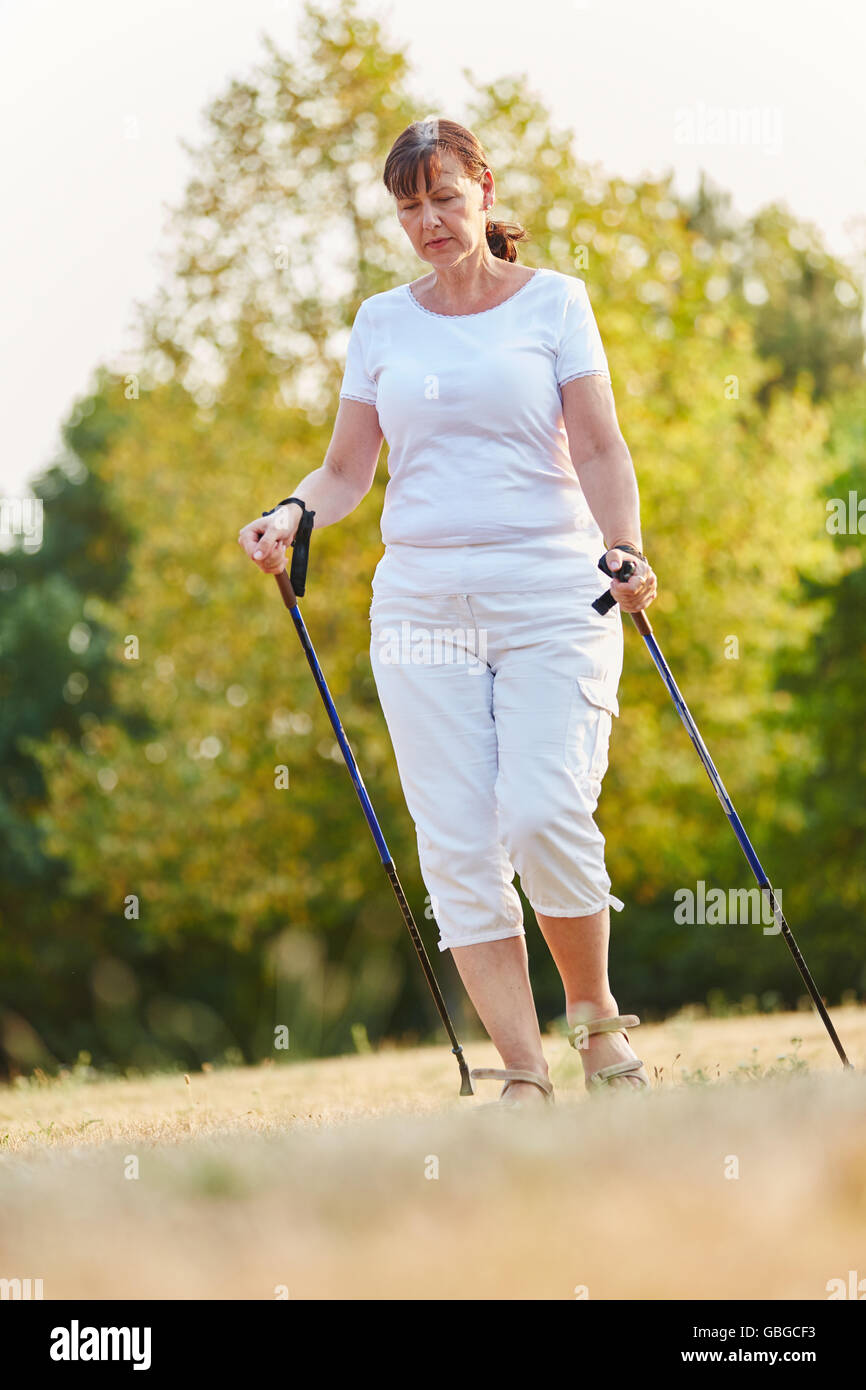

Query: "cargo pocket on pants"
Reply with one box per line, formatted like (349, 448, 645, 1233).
(565, 675, 619, 782)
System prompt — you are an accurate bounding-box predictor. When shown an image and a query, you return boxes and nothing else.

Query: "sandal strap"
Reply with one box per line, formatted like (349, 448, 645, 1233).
(587, 1058, 649, 1088)
(585, 1013, 641, 1036)
(568, 1013, 640, 1047)
(470, 1067, 554, 1098)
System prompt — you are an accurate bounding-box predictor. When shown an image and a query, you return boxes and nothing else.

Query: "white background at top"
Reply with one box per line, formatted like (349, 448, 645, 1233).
(1, 0, 864, 493)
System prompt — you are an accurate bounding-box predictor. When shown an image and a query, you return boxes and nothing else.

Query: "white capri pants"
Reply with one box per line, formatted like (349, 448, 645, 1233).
(369, 584, 625, 953)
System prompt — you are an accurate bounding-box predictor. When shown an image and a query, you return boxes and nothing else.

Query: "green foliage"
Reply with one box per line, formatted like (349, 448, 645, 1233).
(761, 385, 866, 991)
(685, 172, 865, 404)
(676, 1039, 809, 1087)
(0, 380, 137, 881)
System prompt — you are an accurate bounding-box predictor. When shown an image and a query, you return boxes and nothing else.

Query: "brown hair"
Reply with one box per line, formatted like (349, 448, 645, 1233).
(383, 117, 530, 263)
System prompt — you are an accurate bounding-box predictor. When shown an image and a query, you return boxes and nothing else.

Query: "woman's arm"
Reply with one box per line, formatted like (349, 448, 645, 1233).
(238, 398, 384, 574)
(560, 374, 657, 612)
(561, 374, 640, 549)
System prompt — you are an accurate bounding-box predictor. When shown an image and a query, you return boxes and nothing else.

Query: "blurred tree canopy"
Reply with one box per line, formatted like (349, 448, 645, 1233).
(3, 0, 864, 1076)
(686, 171, 864, 405)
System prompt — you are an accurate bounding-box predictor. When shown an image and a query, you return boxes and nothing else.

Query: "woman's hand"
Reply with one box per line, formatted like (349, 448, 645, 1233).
(237, 502, 303, 576)
(605, 547, 658, 613)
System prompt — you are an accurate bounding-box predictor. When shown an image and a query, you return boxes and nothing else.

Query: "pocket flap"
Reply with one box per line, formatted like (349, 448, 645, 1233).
(576, 675, 619, 718)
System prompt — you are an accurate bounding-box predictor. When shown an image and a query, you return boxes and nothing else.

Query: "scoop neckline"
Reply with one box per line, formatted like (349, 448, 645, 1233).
(405, 267, 543, 319)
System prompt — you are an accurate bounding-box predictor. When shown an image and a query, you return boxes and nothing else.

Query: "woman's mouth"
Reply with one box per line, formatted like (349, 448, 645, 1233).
(427, 237, 450, 248)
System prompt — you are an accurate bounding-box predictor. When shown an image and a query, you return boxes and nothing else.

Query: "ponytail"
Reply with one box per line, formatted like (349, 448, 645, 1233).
(485, 217, 530, 263)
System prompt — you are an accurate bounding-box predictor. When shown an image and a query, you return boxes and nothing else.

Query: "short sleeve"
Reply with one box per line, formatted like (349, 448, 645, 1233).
(339, 300, 377, 405)
(555, 278, 610, 387)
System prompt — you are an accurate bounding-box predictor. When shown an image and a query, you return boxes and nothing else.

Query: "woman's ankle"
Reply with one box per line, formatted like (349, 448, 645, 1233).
(499, 1052, 549, 1078)
(566, 994, 618, 1026)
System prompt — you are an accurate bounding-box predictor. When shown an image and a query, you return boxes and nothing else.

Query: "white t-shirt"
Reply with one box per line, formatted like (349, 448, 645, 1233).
(339, 266, 612, 597)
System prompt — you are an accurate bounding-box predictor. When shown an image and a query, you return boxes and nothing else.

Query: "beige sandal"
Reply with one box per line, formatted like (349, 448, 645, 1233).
(469, 1067, 555, 1108)
(567, 1014, 650, 1092)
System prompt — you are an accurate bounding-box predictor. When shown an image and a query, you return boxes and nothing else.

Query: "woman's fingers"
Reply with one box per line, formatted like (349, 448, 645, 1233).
(252, 524, 286, 561)
(237, 521, 267, 559)
(608, 554, 658, 613)
(237, 518, 292, 572)
(260, 541, 287, 575)
(618, 584, 657, 613)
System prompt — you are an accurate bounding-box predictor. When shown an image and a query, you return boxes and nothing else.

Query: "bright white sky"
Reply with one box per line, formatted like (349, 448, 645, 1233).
(2, 0, 864, 494)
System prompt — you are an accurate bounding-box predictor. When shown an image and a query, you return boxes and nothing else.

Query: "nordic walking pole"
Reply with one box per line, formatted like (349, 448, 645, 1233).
(593, 555, 853, 1070)
(271, 508, 475, 1096)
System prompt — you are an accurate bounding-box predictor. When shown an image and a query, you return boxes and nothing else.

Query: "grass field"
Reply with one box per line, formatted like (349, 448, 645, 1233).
(1, 1005, 865, 1300)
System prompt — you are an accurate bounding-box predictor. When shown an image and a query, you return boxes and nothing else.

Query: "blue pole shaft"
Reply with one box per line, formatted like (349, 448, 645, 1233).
(287, 602, 391, 863)
(628, 608, 852, 1070)
(273, 572, 474, 1095)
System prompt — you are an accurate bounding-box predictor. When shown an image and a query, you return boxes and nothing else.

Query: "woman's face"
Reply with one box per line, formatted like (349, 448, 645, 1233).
(395, 152, 493, 264)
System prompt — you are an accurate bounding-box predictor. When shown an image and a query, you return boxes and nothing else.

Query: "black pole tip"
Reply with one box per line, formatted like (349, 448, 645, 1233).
(455, 1049, 475, 1096)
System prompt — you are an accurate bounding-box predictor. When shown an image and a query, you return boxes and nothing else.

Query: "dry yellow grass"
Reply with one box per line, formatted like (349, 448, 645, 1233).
(1, 1005, 864, 1300)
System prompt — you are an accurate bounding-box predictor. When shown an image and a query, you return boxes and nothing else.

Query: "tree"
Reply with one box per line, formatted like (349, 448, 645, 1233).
(685, 171, 865, 406)
(761, 385, 866, 999)
(0, 378, 142, 1076)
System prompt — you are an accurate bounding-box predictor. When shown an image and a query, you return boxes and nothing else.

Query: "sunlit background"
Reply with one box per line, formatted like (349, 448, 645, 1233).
(2, 0, 865, 493)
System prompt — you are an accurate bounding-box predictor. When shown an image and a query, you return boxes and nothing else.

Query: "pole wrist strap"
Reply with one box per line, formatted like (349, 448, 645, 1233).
(606, 541, 645, 561)
(262, 496, 306, 518)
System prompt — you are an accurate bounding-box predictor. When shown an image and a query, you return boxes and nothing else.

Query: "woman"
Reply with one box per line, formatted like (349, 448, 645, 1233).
(239, 118, 658, 1108)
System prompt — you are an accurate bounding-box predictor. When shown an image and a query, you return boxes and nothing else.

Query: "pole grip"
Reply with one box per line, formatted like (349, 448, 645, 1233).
(591, 554, 635, 615)
(272, 507, 315, 607)
(275, 569, 297, 608)
(590, 553, 654, 632)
